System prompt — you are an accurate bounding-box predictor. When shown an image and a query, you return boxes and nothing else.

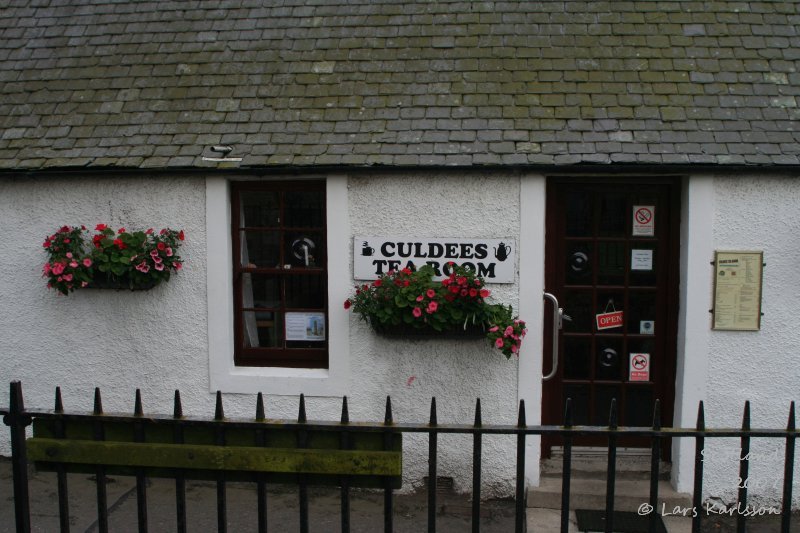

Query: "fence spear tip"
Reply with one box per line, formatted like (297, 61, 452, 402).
(54, 386, 63, 413)
(134, 389, 143, 416)
(517, 399, 526, 427)
(341, 396, 349, 424)
(384, 396, 393, 425)
(93, 387, 103, 415)
(474, 398, 482, 427)
(256, 392, 265, 421)
(214, 390, 224, 420)
(298, 393, 307, 423)
(173, 390, 183, 418)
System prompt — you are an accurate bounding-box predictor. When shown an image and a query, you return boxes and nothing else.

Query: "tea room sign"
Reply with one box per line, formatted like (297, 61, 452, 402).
(353, 237, 516, 283)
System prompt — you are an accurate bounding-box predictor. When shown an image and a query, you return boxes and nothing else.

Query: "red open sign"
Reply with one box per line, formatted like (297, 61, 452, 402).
(596, 310, 623, 330)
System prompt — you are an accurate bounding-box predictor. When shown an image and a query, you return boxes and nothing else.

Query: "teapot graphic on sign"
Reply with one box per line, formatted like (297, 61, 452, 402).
(361, 241, 375, 256)
(494, 242, 511, 261)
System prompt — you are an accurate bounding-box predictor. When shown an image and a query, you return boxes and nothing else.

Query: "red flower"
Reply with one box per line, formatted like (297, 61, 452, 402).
(469, 288, 478, 297)
(113, 239, 126, 250)
(43, 240, 51, 248)
(373, 279, 382, 287)
(95, 224, 107, 231)
(92, 235, 103, 248)
(118, 227, 126, 233)
(59, 225, 70, 233)
(344, 299, 352, 310)
(479, 289, 490, 298)
(157, 242, 166, 251)
(449, 285, 459, 294)
(178, 230, 185, 241)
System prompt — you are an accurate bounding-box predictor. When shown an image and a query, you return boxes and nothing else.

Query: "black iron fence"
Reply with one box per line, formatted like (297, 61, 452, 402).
(1, 380, 797, 533)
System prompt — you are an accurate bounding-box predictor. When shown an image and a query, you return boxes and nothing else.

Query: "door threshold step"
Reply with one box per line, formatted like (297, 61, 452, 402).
(526, 507, 693, 533)
(527, 478, 692, 512)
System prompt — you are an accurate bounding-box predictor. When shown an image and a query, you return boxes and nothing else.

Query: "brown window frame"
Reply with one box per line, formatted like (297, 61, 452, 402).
(231, 180, 328, 368)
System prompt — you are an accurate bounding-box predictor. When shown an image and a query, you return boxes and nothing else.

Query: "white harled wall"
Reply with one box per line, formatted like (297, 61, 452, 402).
(1, 170, 799, 505)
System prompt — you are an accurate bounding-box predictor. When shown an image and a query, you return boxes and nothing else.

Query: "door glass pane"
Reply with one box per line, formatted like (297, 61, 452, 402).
(241, 192, 279, 227)
(627, 291, 657, 334)
(285, 231, 324, 268)
(284, 191, 324, 228)
(595, 291, 624, 334)
(625, 387, 654, 426)
(630, 244, 656, 287)
(563, 337, 591, 379)
(563, 290, 592, 333)
(596, 337, 623, 381)
(566, 191, 592, 237)
(565, 242, 592, 285)
(242, 231, 280, 267)
(593, 386, 620, 425)
(598, 193, 626, 237)
(564, 384, 590, 425)
(285, 275, 325, 308)
(242, 311, 282, 348)
(597, 241, 625, 285)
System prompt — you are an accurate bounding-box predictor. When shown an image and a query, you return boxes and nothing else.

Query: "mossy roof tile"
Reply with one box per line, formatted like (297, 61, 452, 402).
(1, 0, 799, 170)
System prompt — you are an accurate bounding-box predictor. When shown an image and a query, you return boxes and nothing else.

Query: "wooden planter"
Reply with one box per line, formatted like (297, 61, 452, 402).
(86, 274, 158, 291)
(371, 322, 487, 340)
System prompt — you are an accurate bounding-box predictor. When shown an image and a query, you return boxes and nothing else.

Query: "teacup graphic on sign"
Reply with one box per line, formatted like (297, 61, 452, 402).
(494, 242, 511, 261)
(361, 242, 375, 256)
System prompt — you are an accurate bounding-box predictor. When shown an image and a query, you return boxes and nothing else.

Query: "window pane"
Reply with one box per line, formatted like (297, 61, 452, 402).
(285, 275, 325, 308)
(597, 241, 625, 286)
(242, 311, 283, 348)
(565, 242, 592, 285)
(563, 290, 592, 333)
(625, 387, 654, 426)
(596, 337, 623, 381)
(285, 231, 324, 268)
(564, 384, 590, 425)
(565, 191, 592, 237)
(284, 191, 324, 228)
(241, 192, 279, 227)
(598, 193, 626, 237)
(242, 231, 280, 268)
(244, 274, 280, 309)
(593, 386, 620, 425)
(564, 336, 591, 379)
(627, 291, 657, 334)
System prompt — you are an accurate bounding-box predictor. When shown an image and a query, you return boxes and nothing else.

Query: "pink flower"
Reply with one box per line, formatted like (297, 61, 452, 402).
(416, 295, 424, 302)
(427, 301, 438, 313)
(174, 262, 183, 270)
(153, 256, 163, 264)
(479, 289, 490, 298)
(62, 273, 73, 282)
(511, 344, 518, 354)
(165, 247, 173, 257)
(489, 325, 499, 332)
(154, 262, 164, 271)
(426, 288, 435, 298)
(495, 338, 504, 348)
(504, 326, 514, 337)
(83, 258, 92, 267)
(81, 281, 89, 288)
(66, 252, 73, 259)
(412, 307, 422, 318)
(51, 262, 65, 275)
(69, 261, 78, 268)
(150, 249, 159, 258)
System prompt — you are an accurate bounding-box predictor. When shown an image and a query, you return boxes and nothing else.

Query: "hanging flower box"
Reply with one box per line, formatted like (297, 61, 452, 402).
(345, 264, 526, 359)
(42, 224, 185, 295)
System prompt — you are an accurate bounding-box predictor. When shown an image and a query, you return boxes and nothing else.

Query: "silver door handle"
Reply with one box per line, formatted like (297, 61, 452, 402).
(543, 292, 563, 381)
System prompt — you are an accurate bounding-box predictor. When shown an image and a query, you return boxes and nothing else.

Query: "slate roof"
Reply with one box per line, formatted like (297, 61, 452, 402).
(1, 0, 799, 170)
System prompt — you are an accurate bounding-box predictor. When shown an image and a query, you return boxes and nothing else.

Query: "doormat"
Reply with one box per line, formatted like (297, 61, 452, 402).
(575, 509, 667, 533)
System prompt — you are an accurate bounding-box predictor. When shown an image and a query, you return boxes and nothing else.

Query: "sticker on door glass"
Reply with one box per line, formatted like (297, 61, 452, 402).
(631, 249, 653, 271)
(629, 353, 650, 381)
(632, 205, 655, 236)
(640, 320, 655, 335)
(285, 312, 326, 341)
(596, 299, 623, 330)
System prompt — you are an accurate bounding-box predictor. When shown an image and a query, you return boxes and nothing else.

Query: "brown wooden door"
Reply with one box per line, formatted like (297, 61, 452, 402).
(542, 178, 680, 454)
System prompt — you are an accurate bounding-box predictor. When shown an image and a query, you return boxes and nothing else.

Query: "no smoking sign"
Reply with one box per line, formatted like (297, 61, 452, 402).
(632, 205, 655, 236)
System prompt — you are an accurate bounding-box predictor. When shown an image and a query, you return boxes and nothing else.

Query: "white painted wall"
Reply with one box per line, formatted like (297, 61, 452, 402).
(0, 171, 527, 498)
(2, 170, 798, 506)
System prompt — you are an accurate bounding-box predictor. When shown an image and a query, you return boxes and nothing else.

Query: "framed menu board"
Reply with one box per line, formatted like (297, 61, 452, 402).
(712, 251, 763, 331)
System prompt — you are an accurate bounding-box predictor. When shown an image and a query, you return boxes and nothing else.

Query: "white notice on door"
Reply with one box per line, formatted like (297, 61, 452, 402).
(631, 249, 653, 271)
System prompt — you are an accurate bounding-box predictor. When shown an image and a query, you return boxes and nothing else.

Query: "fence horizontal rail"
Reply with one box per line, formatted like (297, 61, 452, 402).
(1, 381, 797, 533)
